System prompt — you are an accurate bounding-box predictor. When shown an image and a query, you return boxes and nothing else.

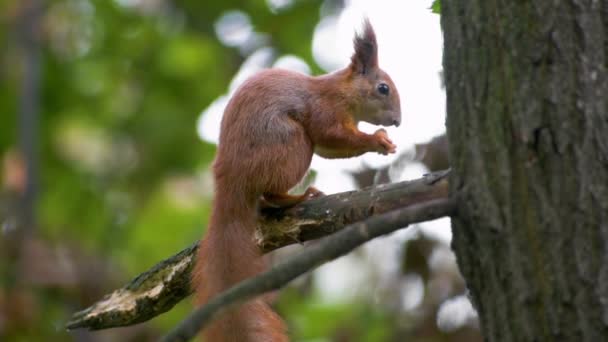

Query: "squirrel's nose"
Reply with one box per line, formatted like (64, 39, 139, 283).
(392, 119, 401, 127)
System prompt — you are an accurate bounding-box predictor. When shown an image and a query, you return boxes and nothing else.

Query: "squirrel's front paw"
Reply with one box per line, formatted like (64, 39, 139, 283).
(373, 129, 397, 155)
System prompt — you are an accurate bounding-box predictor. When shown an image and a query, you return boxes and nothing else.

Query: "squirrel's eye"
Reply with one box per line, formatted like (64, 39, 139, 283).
(377, 83, 390, 96)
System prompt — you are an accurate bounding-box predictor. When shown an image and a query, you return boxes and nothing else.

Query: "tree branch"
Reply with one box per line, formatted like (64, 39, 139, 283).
(162, 197, 457, 342)
(66, 170, 450, 331)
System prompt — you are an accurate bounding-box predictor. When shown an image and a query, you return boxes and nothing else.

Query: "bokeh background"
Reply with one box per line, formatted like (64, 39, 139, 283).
(0, 0, 482, 341)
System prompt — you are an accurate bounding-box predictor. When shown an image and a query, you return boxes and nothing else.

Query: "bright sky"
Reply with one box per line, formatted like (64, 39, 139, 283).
(196, 0, 469, 322)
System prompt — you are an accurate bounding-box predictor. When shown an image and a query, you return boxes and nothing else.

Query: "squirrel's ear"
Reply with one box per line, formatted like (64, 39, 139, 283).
(350, 18, 378, 75)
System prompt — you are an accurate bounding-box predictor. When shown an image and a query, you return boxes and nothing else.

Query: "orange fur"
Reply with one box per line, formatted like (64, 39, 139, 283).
(193, 19, 401, 341)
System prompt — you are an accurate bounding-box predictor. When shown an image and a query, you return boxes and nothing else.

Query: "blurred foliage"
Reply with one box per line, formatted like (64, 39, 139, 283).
(280, 289, 392, 342)
(1, 0, 325, 340)
(1, 0, 478, 341)
(431, 0, 441, 14)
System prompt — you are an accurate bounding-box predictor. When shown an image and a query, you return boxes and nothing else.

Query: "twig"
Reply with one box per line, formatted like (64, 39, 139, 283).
(162, 197, 457, 342)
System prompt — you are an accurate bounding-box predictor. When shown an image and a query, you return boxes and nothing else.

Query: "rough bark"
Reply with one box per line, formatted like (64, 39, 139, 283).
(66, 171, 449, 330)
(442, 1, 608, 341)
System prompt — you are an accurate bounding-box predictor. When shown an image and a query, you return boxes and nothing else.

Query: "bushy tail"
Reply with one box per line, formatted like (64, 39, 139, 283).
(193, 194, 287, 342)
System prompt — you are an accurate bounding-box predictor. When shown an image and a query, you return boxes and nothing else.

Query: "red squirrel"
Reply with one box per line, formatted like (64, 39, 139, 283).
(193, 19, 401, 341)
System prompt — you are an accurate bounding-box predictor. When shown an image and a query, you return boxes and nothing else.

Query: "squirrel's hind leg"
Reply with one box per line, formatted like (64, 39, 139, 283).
(261, 187, 324, 209)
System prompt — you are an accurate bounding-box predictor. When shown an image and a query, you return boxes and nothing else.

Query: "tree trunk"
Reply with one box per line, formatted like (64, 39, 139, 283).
(442, 1, 608, 341)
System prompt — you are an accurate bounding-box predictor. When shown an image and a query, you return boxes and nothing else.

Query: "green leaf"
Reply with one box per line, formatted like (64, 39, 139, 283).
(431, 0, 441, 14)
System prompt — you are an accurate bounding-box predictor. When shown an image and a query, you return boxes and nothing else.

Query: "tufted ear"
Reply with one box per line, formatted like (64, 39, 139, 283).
(350, 18, 378, 75)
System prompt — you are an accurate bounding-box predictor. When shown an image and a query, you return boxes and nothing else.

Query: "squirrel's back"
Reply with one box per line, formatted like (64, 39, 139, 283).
(221, 69, 312, 126)
(214, 68, 315, 197)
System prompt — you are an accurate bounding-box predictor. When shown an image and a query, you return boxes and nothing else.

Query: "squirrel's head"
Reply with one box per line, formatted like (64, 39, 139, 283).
(347, 19, 401, 127)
